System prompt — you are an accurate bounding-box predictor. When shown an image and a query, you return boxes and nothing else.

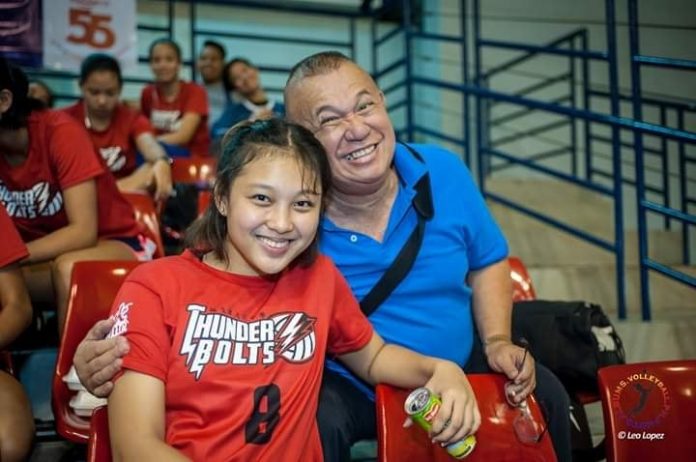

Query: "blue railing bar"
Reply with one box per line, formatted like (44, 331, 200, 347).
(190, 1, 197, 81)
(645, 259, 696, 288)
(412, 76, 696, 144)
(479, 39, 607, 62)
(387, 99, 408, 112)
(678, 110, 691, 265)
(194, 0, 364, 18)
(138, 25, 170, 33)
(491, 119, 570, 147)
(373, 57, 407, 80)
(581, 30, 592, 182)
(461, 0, 472, 167)
(473, 0, 485, 187)
(592, 169, 666, 195)
(588, 88, 696, 111)
(193, 29, 350, 48)
(402, 0, 414, 142)
(589, 134, 666, 156)
(490, 146, 570, 173)
(489, 74, 571, 109)
(628, 0, 651, 320)
(570, 36, 578, 177)
(413, 125, 466, 146)
(381, 79, 408, 97)
(350, 18, 356, 60)
(376, 25, 403, 46)
(490, 95, 571, 126)
(25, 69, 152, 85)
(643, 201, 696, 225)
(487, 192, 616, 252)
(412, 31, 467, 44)
(634, 55, 696, 71)
(485, 147, 614, 196)
(482, 28, 587, 79)
(659, 106, 671, 229)
(606, 0, 626, 319)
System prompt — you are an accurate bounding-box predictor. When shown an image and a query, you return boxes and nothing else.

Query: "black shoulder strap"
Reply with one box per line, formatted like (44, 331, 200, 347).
(359, 143, 433, 316)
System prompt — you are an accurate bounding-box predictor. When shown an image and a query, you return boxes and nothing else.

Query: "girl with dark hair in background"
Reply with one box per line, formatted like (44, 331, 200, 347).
(141, 38, 211, 158)
(211, 58, 284, 144)
(62, 53, 173, 201)
(0, 58, 154, 334)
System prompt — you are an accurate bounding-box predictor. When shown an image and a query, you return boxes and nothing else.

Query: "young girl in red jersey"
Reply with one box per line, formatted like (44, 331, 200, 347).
(0, 58, 153, 332)
(0, 205, 34, 462)
(107, 119, 479, 462)
(63, 54, 173, 201)
(141, 38, 211, 158)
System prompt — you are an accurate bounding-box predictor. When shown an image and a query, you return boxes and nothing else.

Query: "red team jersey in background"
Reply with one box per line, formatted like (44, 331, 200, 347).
(0, 205, 28, 267)
(140, 82, 211, 157)
(109, 250, 373, 462)
(62, 102, 152, 179)
(0, 110, 141, 242)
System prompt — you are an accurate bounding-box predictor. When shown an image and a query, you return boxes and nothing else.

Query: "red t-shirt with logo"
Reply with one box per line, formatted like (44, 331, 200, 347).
(141, 81, 211, 157)
(0, 205, 28, 267)
(62, 102, 152, 179)
(108, 250, 373, 462)
(0, 110, 140, 242)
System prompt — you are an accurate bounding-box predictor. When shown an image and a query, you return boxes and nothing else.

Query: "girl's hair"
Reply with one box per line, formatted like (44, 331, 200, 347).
(222, 57, 255, 92)
(148, 38, 182, 62)
(0, 57, 44, 129)
(80, 53, 123, 86)
(29, 79, 54, 108)
(185, 118, 332, 269)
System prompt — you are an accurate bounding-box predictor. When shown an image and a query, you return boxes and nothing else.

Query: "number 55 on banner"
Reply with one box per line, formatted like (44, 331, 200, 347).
(43, 0, 137, 71)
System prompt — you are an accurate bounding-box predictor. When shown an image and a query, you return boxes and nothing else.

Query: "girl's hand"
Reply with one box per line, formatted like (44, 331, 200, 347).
(418, 361, 481, 445)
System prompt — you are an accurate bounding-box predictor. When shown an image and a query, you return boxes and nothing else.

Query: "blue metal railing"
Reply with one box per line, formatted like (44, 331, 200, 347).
(473, 0, 629, 318)
(628, 0, 696, 320)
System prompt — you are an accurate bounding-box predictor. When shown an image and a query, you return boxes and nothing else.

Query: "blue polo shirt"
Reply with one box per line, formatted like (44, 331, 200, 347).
(320, 143, 509, 398)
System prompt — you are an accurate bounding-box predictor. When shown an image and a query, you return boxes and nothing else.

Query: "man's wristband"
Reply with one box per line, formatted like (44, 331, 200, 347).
(483, 334, 512, 347)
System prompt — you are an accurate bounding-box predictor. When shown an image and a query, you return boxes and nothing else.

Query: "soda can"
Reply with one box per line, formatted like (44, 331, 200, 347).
(404, 387, 477, 459)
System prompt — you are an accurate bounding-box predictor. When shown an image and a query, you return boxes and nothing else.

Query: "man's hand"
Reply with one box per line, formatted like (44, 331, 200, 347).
(484, 341, 535, 405)
(74, 318, 129, 397)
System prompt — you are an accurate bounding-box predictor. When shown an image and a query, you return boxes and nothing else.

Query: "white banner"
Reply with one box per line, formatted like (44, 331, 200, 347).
(43, 0, 137, 71)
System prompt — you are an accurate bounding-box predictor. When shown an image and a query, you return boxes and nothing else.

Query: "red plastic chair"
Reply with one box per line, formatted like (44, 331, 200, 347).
(376, 375, 557, 461)
(509, 256, 536, 301)
(51, 260, 141, 443)
(597, 359, 696, 462)
(88, 406, 112, 462)
(122, 192, 165, 259)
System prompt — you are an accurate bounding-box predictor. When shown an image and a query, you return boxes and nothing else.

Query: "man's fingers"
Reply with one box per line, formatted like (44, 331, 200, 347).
(85, 358, 123, 397)
(90, 381, 114, 399)
(85, 319, 115, 341)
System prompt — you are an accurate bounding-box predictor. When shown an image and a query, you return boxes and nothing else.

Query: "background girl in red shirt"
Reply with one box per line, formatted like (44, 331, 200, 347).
(0, 205, 34, 462)
(141, 38, 211, 158)
(63, 54, 173, 201)
(0, 58, 151, 333)
(107, 119, 480, 461)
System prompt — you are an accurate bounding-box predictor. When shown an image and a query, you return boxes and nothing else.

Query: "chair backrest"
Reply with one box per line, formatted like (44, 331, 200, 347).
(509, 256, 536, 301)
(376, 375, 557, 462)
(597, 359, 696, 462)
(122, 192, 165, 259)
(52, 260, 141, 443)
(171, 157, 217, 187)
(88, 406, 112, 462)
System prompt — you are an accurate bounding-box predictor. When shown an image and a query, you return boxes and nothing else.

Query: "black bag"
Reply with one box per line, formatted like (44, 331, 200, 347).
(511, 300, 626, 394)
(160, 183, 200, 253)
